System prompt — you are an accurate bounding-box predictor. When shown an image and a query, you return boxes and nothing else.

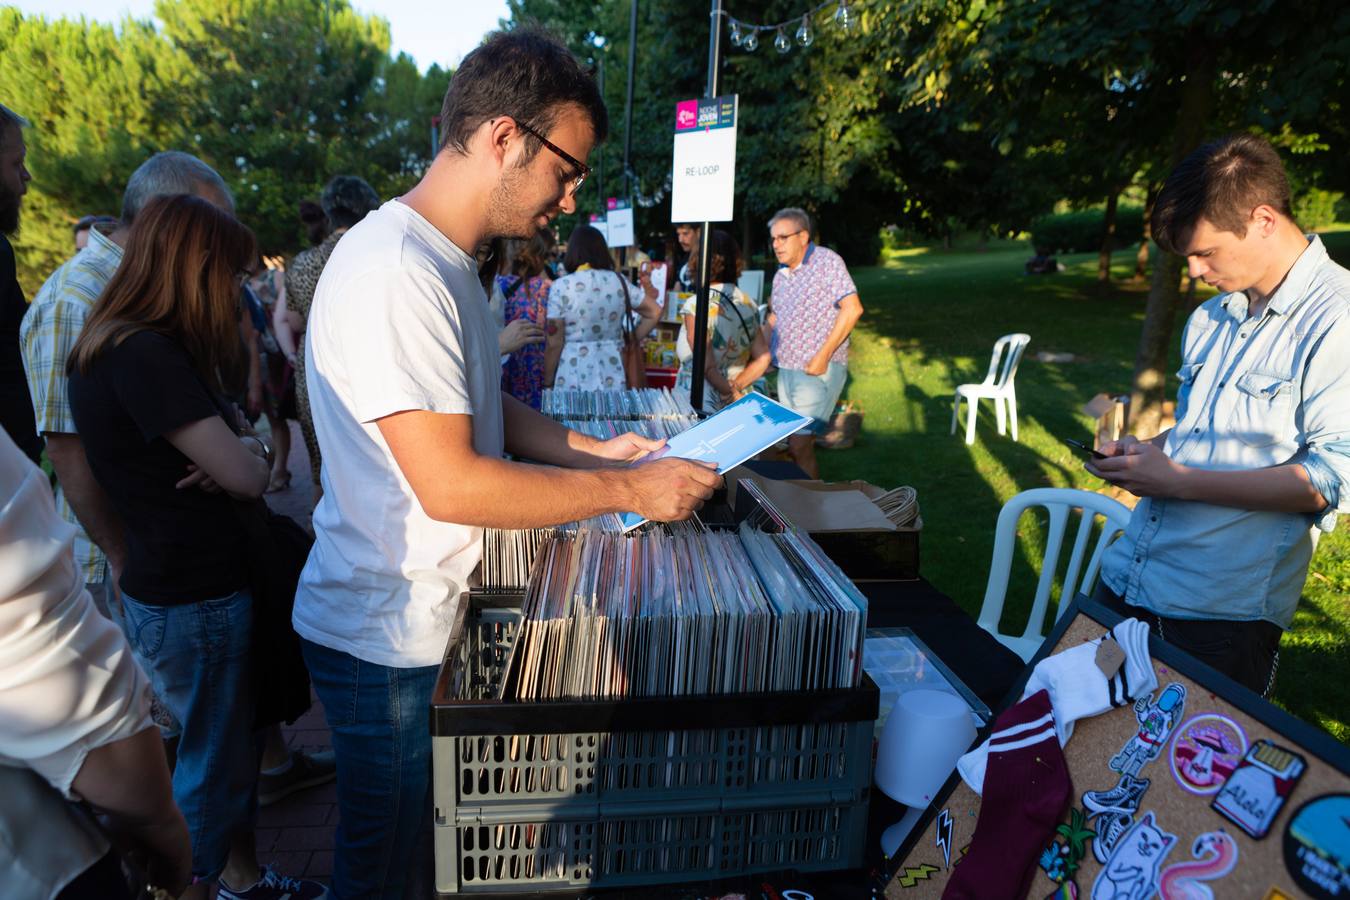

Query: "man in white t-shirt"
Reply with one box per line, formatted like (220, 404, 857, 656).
(292, 28, 721, 899)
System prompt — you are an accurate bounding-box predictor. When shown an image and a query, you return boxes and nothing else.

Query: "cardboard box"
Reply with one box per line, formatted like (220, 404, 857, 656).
(730, 474, 922, 581)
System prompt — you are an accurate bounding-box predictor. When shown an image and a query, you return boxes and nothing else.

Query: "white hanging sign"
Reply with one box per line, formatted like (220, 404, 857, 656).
(606, 200, 635, 248)
(670, 95, 738, 223)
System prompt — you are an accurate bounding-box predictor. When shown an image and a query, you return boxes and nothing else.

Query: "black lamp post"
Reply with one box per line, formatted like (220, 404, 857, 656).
(688, 0, 723, 412)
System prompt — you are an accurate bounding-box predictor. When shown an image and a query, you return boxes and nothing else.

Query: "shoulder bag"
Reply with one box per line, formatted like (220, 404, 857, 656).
(614, 271, 648, 389)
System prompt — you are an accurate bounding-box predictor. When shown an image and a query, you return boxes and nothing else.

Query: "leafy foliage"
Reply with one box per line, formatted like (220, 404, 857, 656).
(1, 0, 448, 293)
(1030, 207, 1145, 255)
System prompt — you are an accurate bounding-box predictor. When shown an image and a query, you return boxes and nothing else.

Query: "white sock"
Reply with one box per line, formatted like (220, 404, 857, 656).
(958, 618, 1156, 795)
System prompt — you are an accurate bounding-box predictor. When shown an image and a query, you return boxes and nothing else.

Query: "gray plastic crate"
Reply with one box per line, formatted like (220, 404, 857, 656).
(431, 594, 878, 896)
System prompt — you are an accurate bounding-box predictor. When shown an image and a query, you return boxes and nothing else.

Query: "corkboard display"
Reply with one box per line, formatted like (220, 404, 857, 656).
(886, 598, 1350, 899)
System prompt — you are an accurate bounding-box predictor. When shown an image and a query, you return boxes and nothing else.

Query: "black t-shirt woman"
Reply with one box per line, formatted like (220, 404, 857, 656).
(66, 194, 285, 892)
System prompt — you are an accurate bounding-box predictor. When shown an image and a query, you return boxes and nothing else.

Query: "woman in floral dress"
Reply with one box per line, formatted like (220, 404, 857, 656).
(496, 232, 554, 409)
(675, 230, 772, 410)
(544, 225, 661, 391)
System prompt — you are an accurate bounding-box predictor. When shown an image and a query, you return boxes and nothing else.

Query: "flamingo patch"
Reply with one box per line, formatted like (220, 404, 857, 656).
(1158, 830, 1239, 899)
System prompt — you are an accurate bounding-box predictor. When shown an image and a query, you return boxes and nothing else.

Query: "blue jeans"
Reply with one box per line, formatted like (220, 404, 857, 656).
(301, 638, 439, 900)
(778, 363, 848, 435)
(121, 590, 258, 881)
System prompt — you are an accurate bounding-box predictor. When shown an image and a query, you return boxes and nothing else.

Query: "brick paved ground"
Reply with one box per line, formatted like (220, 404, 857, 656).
(257, 419, 335, 883)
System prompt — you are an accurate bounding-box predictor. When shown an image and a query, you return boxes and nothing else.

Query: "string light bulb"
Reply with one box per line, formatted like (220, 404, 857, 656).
(729, 20, 742, 47)
(796, 14, 814, 47)
(774, 26, 792, 53)
(834, 0, 856, 33)
(742, 27, 759, 51)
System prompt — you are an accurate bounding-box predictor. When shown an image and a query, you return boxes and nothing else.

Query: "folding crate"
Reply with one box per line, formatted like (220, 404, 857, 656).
(431, 593, 879, 896)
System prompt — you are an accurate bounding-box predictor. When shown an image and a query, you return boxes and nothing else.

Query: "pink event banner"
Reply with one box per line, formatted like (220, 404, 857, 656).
(674, 96, 736, 132)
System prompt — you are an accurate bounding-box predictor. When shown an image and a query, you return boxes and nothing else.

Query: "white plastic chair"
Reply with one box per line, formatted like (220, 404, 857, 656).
(976, 488, 1132, 662)
(950, 333, 1031, 445)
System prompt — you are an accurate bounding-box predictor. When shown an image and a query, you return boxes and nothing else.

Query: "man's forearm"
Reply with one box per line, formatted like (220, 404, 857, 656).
(502, 392, 605, 468)
(1176, 462, 1327, 513)
(44, 433, 127, 570)
(422, 452, 627, 527)
(814, 297, 863, 362)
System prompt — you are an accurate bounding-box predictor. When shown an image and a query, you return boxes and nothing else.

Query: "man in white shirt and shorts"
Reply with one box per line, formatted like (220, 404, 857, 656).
(291, 28, 721, 899)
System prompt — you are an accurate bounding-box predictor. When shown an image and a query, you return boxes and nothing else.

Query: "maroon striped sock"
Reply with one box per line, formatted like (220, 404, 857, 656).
(943, 690, 1071, 899)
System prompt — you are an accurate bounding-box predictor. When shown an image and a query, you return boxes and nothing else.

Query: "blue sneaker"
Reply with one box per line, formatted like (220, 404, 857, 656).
(218, 866, 328, 900)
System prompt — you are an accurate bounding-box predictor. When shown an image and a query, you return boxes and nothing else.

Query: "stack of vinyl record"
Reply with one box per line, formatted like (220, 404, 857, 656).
(561, 417, 696, 441)
(502, 521, 869, 701)
(542, 387, 697, 421)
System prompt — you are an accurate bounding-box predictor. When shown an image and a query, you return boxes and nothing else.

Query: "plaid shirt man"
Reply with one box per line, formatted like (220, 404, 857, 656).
(20, 227, 123, 585)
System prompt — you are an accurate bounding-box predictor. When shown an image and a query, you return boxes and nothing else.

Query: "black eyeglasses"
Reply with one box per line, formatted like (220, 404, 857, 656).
(515, 120, 591, 195)
(770, 229, 806, 245)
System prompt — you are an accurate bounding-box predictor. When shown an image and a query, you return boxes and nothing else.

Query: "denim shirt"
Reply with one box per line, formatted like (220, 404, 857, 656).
(1101, 236, 1350, 629)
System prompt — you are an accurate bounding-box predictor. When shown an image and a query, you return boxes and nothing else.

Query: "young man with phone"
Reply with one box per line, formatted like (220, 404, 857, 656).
(1086, 134, 1350, 696)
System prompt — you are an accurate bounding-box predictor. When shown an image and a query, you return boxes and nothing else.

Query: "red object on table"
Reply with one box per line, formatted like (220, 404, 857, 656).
(645, 367, 678, 390)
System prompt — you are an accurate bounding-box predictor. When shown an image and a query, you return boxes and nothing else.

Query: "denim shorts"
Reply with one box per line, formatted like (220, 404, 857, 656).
(121, 589, 258, 881)
(777, 363, 848, 435)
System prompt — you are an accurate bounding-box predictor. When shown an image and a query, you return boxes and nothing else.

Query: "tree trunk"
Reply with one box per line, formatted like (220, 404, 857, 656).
(1098, 191, 1119, 282)
(1129, 42, 1215, 437)
(742, 214, 752, 270)
(1133, 184, 1157, 281)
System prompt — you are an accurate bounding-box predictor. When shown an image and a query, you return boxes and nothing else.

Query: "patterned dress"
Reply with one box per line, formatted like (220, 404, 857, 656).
(676, 285, 760, 410)
(284, 230, 342, 487)
(546, 269, 643, 391)
(497, 273, 551, 409)
(247, 269, 296, 420)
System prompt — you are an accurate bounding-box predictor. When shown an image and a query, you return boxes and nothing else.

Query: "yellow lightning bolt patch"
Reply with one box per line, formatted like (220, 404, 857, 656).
(895, 864, 940, 887)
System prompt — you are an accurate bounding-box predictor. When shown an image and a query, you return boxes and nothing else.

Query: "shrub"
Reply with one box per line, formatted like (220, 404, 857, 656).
(1029, 205, 1145, 255)
(1293, 188, 1344, 231)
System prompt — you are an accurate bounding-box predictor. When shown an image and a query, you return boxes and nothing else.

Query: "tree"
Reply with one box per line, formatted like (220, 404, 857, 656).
(893, 0, 1350, 435)
(0, 9, 191, 292)
(153, 0, 441, 252)
(0, 1, 449, 293)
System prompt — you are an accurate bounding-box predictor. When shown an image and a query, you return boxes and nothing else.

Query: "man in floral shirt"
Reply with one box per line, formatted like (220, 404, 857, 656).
(766, 207, 864, 477)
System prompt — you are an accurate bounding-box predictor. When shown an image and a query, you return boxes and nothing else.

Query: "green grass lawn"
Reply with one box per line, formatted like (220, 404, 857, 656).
(817, 232, 1350, 743)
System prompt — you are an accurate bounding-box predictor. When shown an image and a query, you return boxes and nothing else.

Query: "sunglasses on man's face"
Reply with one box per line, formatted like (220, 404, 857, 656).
(515, 121, 591, 196)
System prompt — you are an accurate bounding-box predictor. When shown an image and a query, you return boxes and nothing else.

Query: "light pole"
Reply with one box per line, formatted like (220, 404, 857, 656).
(621, 0, 639, 197)
(688, 0, 723, 412)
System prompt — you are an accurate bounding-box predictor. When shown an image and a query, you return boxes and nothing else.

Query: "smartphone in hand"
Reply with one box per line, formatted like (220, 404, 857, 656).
(1065, 438, 1108, 460)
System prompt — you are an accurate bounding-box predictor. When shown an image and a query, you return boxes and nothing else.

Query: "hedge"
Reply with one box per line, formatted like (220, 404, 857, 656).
(1030, 205, 1145, 255)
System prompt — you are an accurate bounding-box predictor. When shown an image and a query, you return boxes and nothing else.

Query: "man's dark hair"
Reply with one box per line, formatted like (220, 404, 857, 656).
(320, 175, 381, 230)
(438, 27, 608, 159)
(0, 103, 27, 152)
(688, 229, 743, 286)
(564, 224, 613, 272)
(298, 200, 329, 245)
(1152, 134, 1295, 254)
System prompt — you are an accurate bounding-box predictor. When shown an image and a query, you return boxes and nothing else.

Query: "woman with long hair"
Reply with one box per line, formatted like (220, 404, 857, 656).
(498, 230, 555, 408)
(677, 230, 771, 409)
(67, 194, 325, 900)
(544, 224, 661, 391)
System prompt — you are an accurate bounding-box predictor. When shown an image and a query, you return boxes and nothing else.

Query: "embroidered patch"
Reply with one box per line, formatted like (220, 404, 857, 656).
(1212, 739, 1307, 839)
(1083, 775, 1152, 865)
(936, 808, 955, 870)
(894, 863, 940, 887)
(1158, 830, 1239, 899)
(1110, 683, 1188, 779)
(1169, 713, 1248, 795)
(1040, 807, 1092, 900)
(1090, 810, 1177, 900)
(1282, 793, 1350, 898)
